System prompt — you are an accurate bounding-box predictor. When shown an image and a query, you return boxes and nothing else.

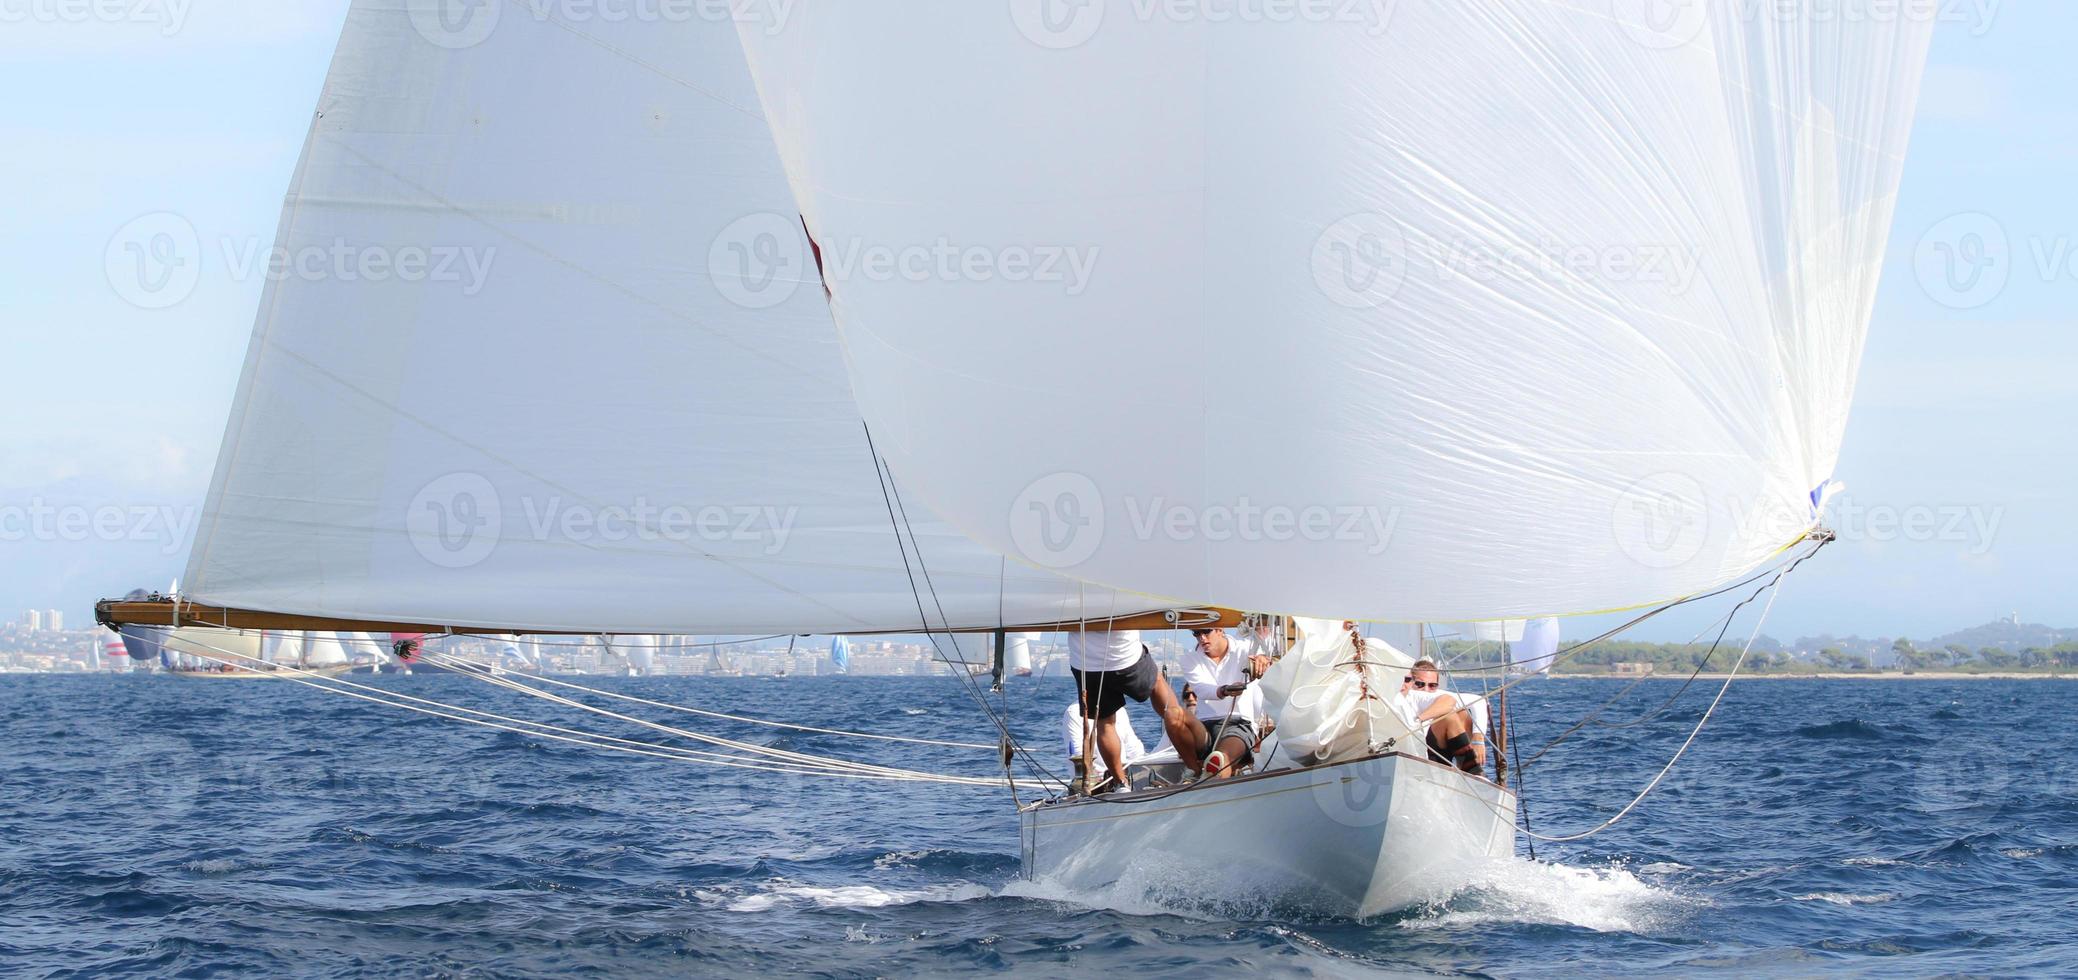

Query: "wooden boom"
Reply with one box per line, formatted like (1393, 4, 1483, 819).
(95, 596, 1245, 637)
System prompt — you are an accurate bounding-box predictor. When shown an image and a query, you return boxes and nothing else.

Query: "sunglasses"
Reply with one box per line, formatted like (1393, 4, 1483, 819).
(1404, 677, 1439, 690)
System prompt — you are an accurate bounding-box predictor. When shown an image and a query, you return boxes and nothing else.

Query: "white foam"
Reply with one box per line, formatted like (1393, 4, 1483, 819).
(1843, 856, 1907, 867)
(1638, 861, 1690, 875)
(179, 858, 263, 875)
(1793, 891, 1897, 906)
(2001, 848, 2044, 859)
(997, 873, 1212, 920)
(724, 882, 991, 912)
(873, 849, 930, 870)
(1399, 858, 1697, 934)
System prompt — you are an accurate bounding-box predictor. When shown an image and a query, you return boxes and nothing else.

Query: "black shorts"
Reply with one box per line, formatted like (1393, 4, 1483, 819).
(1427, 729, 1475, 764)
(1071, 649, 1157, 720)
(1196, 715, 1257, 764)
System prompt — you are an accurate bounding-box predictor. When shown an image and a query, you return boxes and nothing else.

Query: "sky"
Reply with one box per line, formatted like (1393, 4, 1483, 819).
(0, 2, 2071, 643)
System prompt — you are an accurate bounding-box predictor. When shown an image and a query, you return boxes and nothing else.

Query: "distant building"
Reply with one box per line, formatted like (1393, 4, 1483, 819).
(1610, 662, 1655, 676)
(24, 610, 41, 632)
(45, 610, 62, 632)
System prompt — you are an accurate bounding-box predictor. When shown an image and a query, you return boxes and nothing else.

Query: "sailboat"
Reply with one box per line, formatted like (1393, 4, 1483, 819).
(97, 2, 1931, 917)
(1005, 633, 1035, 679)
(164, 628, 355, 679)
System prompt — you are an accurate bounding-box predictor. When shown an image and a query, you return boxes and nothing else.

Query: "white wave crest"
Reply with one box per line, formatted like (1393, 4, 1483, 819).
(1399, 858, 1698, 934)
(723, 882, 990, 912)
(1794, 891, 1897, 906)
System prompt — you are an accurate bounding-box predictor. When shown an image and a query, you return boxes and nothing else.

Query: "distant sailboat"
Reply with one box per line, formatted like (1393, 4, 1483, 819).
(166, 629, 353, 679)
(1004, 633, 1035, 679)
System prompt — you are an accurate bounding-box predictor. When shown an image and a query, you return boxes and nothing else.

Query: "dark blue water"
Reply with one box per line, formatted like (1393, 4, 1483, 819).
(2, 674, 2072, 977)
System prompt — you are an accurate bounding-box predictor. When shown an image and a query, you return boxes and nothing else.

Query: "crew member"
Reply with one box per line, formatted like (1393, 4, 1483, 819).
(1402, 658, 1489, 775)
(1068, 629, 1184, 793)
(1167, 627, 1275, 778)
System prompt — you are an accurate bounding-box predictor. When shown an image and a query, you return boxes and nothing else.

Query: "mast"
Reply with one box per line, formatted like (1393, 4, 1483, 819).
(989, 630, 1006, 693)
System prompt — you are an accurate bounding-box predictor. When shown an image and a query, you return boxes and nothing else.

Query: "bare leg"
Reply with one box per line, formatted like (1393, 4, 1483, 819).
(1095, 714, 1127, 788)
(1151, 680, 1208, 772)
(1206, 732, 1251, 778)
(1426, 710, 1469, 763)
(1164, 704, 1208, 772)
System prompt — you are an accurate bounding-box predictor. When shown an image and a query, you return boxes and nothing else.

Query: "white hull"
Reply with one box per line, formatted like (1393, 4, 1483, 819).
(1020, 752, 1515, 917)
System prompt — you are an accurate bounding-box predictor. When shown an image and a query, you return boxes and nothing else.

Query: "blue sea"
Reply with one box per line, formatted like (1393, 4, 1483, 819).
(2, 673, 2072, 977)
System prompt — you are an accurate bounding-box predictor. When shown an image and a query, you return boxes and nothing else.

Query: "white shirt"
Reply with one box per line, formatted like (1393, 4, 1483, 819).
(1407, 686, 1490, 737)
(1177, 637, 1264, 725)
(1065, 629, 1142, 673)
(1061, 701, 1147, 762)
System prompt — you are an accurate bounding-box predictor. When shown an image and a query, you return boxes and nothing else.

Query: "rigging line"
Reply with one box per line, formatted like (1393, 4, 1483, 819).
(160, 637, 965, 781)
(886, 464, 1069, 790)
(1517, 602, 1743, 768)
(187, 637, 964, 783)
(183, 645, 889, 777)
(417, 649, 1005, 782)
(1433, 537, 1826, 715)
(1403, 549, 1815, 678)
(1595, 538, 1831, 729)
(1519, 537, 1832, 770)
(422, 658, 997, 750)
(1510, 706, 1536, 861)
(416, 650, 1013, 784)
(857, 424, 1063, 790)
(447, 634, 791, 651)
(1513, 564, 1789, 844)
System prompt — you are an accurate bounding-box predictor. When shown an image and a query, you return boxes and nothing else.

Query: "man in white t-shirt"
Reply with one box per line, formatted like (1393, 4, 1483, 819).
(1402, 658, 1489, 776)
(1066, 629, 1184, 793)
(1167, 627, 1277, 778)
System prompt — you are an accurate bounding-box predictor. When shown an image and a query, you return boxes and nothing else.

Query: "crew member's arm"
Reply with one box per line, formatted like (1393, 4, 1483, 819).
(1415, 693, 1459, 723)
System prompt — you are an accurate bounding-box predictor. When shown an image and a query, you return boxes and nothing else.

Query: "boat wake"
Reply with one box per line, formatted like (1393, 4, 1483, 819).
(1397, 858, 1698, 934)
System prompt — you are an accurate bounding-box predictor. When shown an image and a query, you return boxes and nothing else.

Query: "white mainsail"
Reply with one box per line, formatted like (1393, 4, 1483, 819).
(1004, 632, 1036, 675)
(733, 2, 1934, 622)
(301, 633, 351, 669)
(261, 630, 307, 666)
(180, 1, 1167, 636)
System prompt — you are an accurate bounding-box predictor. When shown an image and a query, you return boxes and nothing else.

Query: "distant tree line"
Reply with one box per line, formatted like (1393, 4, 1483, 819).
(1436, 638, 2078, 674)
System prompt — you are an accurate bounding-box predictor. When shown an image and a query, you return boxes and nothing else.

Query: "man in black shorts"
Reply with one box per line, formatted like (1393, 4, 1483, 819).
(1068, 629, 1183, 793)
